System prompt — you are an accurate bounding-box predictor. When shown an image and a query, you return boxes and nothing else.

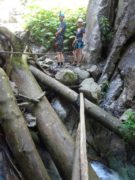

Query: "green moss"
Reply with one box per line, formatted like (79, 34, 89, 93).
(12, 55, 28, 69)
(63, 72, 77, 85)
(119, 109, 135, 141)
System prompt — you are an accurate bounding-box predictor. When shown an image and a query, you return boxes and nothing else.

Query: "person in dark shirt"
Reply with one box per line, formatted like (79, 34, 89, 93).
(55, 12, 66, 67)
(72, 18, 85, 66)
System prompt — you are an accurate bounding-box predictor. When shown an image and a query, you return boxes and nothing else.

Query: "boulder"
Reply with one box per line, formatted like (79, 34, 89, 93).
(51, 98, 70, 121)
(73, 67, 90, 82)
(79, 78, 101, 103)
(120, 109, 133, 122)
(44, 58, 54, 65)
(30, 44, 46, 57)
(51, 98, 79, 136)
(87, 65, 101, 80)
(55, 69, 78, 85)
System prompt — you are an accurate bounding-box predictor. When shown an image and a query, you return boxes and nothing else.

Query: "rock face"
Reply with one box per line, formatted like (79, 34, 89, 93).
(101, 75, 123, 113)
(100, 0, 135, 81)
(83, 0, 135, 179)
(83, 0, 116, 64)
(79, 78, 101, 103)
(55, 69, 78, 85)
(111, 42, 135, 115)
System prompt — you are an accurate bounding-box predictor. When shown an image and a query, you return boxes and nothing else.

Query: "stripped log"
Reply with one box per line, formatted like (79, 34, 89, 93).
(30, 66, 125, 137)
(0, 68, 50, 180)
(72, 94, 98, 180)
(71, 125, 81, 180)
(80, 93, 98, 180)
(80, 93, 89, 180)
(11, 54, 74, 180)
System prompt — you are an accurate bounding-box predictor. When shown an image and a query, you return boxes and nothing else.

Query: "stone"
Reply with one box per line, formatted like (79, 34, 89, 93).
(55, 69, 78, 85)
(51, 98, 79, 136)
(101, 75, 123, 112)
(30, 44, 46, 57)
(72, 67, 90, 82)
(51, 98, 70, 121)
(120, 109, 133, 122)
(44, 58, 54, 65)
(79, 78, 101, 103)
(87, 65, 101, 80)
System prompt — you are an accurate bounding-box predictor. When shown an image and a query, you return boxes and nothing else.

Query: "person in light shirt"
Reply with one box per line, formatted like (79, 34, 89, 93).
(72, 18, 85, 66)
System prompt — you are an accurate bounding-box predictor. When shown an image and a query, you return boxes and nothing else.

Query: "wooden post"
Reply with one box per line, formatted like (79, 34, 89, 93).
(71, 124, 81, 180)
(80, 93, 89, 180)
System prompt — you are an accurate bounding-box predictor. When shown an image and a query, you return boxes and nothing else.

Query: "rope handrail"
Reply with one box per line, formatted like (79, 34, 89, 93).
(0, 50, 73, 56)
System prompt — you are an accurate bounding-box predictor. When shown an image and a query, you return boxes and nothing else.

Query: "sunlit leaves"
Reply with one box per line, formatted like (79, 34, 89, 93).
(24, 7, 86, 51)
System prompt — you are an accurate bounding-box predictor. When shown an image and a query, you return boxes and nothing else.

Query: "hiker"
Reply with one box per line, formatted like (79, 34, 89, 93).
(72, 18, 85, 66)
(55, 12, 66, 67)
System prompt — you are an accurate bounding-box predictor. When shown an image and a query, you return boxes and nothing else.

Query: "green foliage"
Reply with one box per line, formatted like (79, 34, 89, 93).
(99, 16, 113, 44)
(23, 7, 86, 51)
(101, 80, 109, 94)
(122, 110, 135, 138)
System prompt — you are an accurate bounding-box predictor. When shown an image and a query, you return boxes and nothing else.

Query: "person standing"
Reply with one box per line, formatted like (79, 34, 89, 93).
(72, 18, 85, 66)
(55, 12, 66, 67)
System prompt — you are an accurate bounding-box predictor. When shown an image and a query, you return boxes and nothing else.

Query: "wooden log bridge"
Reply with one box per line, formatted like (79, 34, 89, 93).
(72, 93, 98, 180)
(30, 66, 126, 138)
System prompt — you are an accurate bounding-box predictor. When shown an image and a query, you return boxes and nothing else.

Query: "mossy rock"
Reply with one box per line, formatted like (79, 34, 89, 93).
(55, 69, 78, 85)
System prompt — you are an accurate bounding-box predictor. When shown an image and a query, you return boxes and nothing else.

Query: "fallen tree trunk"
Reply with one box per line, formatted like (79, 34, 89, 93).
(0, 68, 50, 180)
(30, 66, 127, 138)
(11, 55, 74, 180)
(72, 95, 98, 180)
(72, 126, 81, 180)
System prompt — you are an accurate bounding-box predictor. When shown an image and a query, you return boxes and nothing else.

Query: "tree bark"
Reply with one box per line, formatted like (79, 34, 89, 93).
(0, 68, 50, 180)
(11, 55, 74, 180)
(71, 126, 81, 180)
(30, 66, 126, 138)
(80, 93, 98, 180)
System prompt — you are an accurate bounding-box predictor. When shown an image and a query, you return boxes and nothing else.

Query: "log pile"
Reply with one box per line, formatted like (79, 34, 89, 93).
(0, 27, 100, 179)
(0, 26, 132, 180)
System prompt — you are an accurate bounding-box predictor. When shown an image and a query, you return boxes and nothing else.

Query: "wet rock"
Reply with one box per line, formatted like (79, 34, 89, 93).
(120, 109, 133, 122)
(114, 0, 128, 30)
(101, 75, 123, 112)
(79, 78, 101, 103)
(72, 67, 90, 82)
(91, 161, 121, 180)
(87, 65, 101, 81)
(106, 135, 130, 180)
(113, 42, 135, 114)
(51, 98, 70, 121)
(51, 98, 79, 136)
(55, 69, 78, 85)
